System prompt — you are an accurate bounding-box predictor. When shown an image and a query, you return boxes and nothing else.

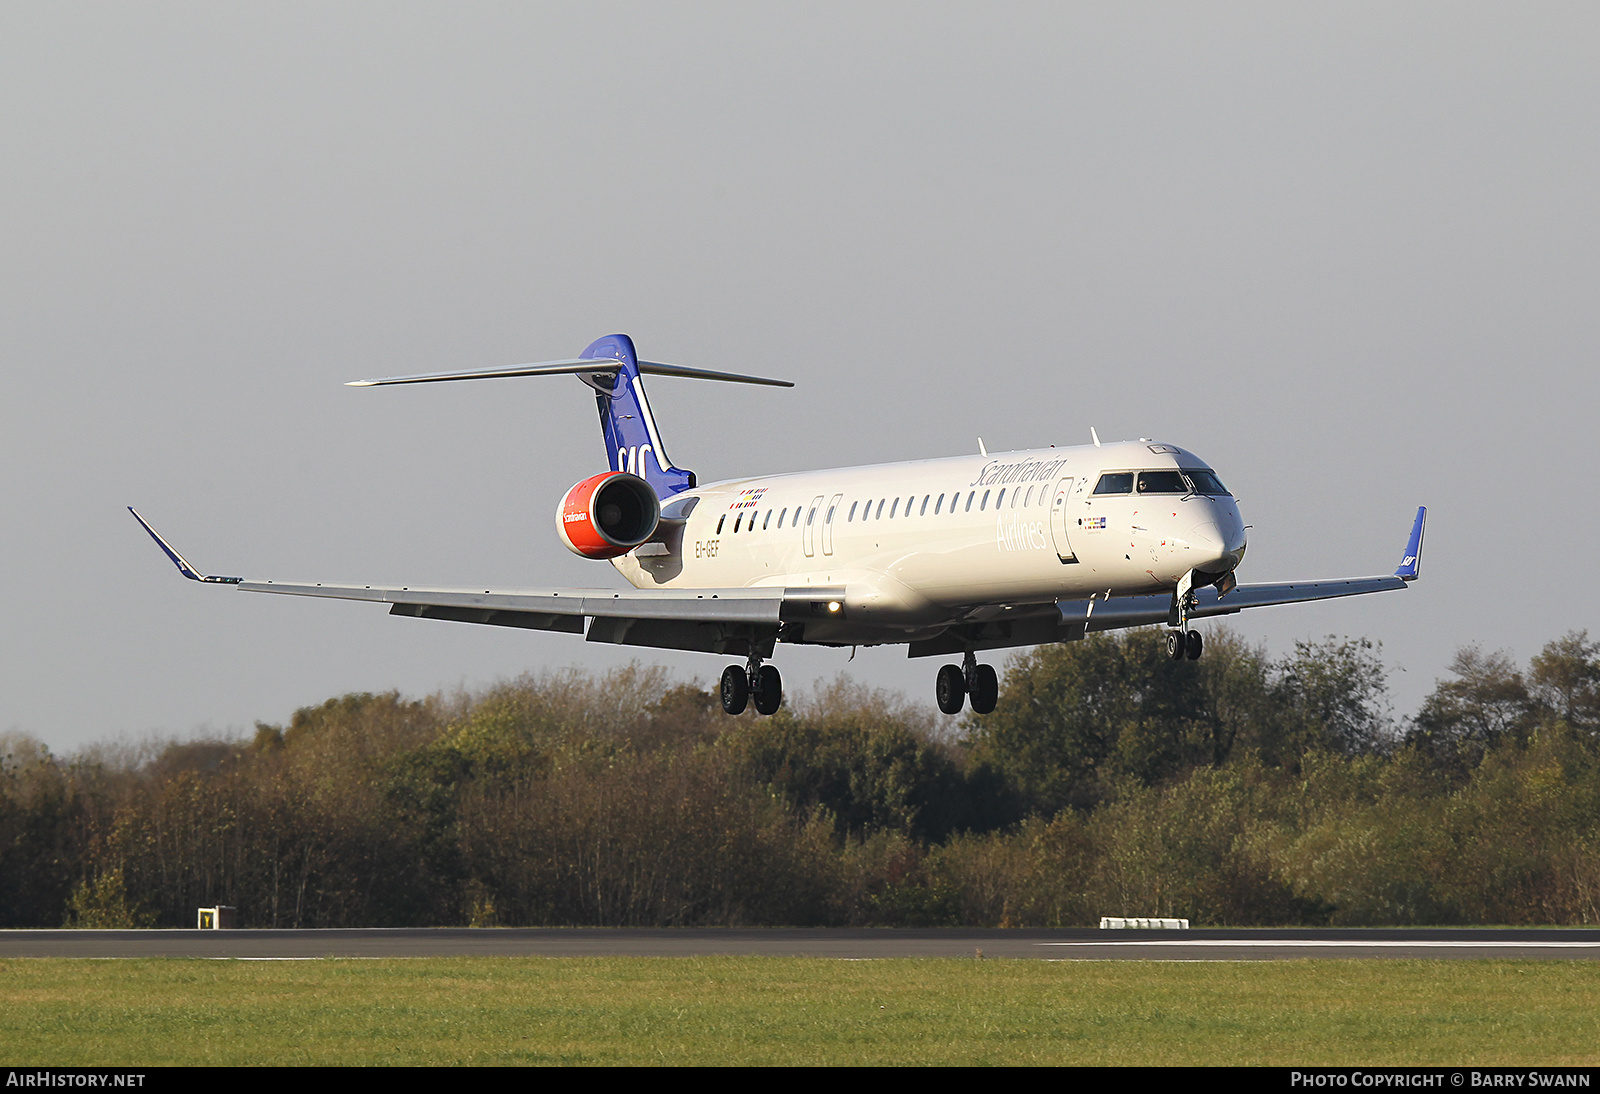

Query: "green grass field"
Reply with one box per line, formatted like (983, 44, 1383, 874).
(3, 957, 1597, 1066)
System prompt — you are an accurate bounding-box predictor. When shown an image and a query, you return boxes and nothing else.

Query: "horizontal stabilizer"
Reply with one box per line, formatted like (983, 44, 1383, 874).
(347, 359, 792, 388)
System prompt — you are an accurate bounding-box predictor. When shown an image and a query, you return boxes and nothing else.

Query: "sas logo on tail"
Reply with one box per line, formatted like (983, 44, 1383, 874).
(617, 445, 654, 476)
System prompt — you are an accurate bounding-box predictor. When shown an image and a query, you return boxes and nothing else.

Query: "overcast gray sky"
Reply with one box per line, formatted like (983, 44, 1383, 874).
(4, 3, 1597, 753)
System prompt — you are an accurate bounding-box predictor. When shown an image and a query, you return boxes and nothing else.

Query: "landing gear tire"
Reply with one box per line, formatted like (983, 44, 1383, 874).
(1185, 629, 1203, 661)
(969, 663, 999, 715)
(936, 664, 966, 715)
(720, 664, 749, 715)
(753, 664, 783, 716)
(1166, 630, 1186, 661)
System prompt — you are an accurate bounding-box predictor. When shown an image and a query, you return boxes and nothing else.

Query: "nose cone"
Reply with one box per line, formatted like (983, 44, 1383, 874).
(1187, 502, 1248, 574)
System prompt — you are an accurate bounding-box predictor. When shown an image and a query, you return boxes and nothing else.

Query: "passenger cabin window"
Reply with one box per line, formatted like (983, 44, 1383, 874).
(890, 498, 899, 518)
(848, 501, 858, 521)
(716, 515, 726, 534)
(733, 513, 743, 533)
(934, 494, 944, 514)
(1093, 473, 1134, 495)
(920, 496, 930, 516)
(1136, 471, 1188, 494)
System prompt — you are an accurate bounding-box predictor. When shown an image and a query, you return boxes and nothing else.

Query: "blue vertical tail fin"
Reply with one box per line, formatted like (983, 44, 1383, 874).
(579, 335, 696, 498)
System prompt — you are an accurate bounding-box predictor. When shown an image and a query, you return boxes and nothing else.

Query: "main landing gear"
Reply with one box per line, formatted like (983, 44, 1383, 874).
(720, 655, 782, 716)
(1166, 629, 1203, 661)
(935, 652, 998, 716)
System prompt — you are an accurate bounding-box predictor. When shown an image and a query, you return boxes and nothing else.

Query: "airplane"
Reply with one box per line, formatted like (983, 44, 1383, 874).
(132, 333, 1426, 717)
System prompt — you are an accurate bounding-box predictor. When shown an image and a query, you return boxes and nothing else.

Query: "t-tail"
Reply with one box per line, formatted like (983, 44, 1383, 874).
(346, 334, 793, 500)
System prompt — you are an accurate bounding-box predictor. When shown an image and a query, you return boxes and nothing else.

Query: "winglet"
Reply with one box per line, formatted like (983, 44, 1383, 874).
(1394, 506, 1426, 581)
(128, 508, 242, 584)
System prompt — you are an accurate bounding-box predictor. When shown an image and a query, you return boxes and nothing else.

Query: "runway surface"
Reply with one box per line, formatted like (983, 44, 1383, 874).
(6, 927, 1600, 960)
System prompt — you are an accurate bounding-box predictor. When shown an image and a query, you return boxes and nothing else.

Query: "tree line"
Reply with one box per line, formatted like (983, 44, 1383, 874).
(3, 628, 1598, 928)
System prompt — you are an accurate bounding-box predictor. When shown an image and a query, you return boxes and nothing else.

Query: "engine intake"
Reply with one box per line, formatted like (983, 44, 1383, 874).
(557, 471, 661, 559)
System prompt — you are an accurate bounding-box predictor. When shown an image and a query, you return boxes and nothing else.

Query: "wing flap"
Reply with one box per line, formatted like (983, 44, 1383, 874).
(387, 602, 586, 633)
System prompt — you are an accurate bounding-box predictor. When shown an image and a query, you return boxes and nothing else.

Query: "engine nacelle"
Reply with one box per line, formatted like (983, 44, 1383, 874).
(557, 471, 661, 559)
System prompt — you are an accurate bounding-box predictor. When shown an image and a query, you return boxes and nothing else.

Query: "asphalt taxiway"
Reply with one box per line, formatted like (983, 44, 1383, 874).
(5, 927, 1600, 960)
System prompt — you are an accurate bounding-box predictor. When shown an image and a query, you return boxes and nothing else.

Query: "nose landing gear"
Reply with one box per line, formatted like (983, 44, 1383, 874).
(1165, 567, 1205, 662)
(935, 652, 998, 715)
(720, 656, 783, 715)
(1166, 629, 1203, 661)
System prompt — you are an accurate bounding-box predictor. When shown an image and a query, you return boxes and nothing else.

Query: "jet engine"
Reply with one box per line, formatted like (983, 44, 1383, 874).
(557, 471, 661, 559)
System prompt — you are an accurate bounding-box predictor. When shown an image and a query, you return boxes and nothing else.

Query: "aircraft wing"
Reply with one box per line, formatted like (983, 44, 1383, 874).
(1068, 574, 1410, 633)
(132, 504, 1424, 657)
(1062, 505, 1426, 633)
(128, 508, 844, 656)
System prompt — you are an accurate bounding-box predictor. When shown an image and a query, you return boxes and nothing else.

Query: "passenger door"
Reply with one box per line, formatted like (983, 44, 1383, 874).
(821, 493, 843, 556)
(1049, 476, 1078, 563)
(803, 494, 824, 557)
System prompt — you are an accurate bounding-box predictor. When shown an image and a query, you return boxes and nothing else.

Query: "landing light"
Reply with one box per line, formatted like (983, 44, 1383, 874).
(827, 601, 841, 613)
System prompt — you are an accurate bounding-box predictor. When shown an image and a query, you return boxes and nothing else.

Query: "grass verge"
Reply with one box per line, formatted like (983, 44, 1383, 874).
(3, 957, 1597, 1066)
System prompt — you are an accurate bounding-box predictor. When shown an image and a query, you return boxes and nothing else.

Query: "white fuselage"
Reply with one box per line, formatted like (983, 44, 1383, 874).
(612, 439, 1247, 644)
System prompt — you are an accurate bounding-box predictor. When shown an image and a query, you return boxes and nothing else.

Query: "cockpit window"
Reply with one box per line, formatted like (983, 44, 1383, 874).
(1181, 469, 1230, 496)
(1096, 470, 1230, 496)
(1136, 471, 1188, 494)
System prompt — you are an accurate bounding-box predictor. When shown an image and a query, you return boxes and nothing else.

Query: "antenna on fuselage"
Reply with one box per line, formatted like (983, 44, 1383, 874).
(977, 437, 987, 456)
(1090, 427, 1101, 448)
